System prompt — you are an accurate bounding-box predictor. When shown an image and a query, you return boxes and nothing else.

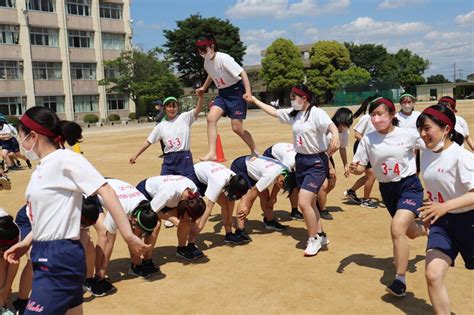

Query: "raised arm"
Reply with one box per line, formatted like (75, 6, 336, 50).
(240, 70, 253, 102)
(196, 76, 213, 96)
(193, 94, 205, 119)
(250, 96, 278, 118)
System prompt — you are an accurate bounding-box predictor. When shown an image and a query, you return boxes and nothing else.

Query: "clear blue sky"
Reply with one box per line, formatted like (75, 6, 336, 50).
(132, 0, 474, 80)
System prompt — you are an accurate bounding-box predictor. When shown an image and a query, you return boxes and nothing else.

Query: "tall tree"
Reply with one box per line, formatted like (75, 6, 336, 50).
(260, 38, 305, 91)
(99, 47, 182, 116)
(344, 42, 391, 78)
(333, 66, 371, 91)
(163, 14, 246, 84)
(427, 74, 450, 84)
(306, 40, 351, 103)
(391, 49, 430, 90)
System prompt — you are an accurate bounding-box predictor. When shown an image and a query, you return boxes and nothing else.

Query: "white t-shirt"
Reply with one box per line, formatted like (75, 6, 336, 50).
(101, 178, 148, 234)
(276, 107, 333, 155)
(246, 156, 288, 192)
(270, 143, 296, 169)
(0, 123, 17, 139)
(455, 115, 470, 138)
(353, 114, 376, 136)
(327, 129, 349, 149)
(396, 111, 421, 129)
(25, 149, 106, 241)
(144, 175, 198, 211)
(353, 127, 425, 183)
(194, 161, 235, 203)
(421, 143, 474, 213)
(147, 109, 196, 153)
(204, 52, 243, 89)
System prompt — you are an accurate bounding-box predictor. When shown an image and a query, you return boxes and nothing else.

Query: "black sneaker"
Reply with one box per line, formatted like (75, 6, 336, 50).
(186, 243, 204, 258)
(224, 232, 246, 244)
(290, 209, 304, 221)
(83, 277, 95, 293)
(176, 246, 197, 261)
(15, 160, 21, 167)
(142, 259, 161, 275)
(386, 279, 406, 297)
(344, 189, 362, 204)
(128, 263, 152, 278)
(263, 218, 287, 231)
(13, 298, 28, 315)
(95, 278, 117, 295)
(319, 210, 333, 220)
(89, 279, 108, 297)
(235, 228, 252, 242)
(26, 159, 32, 169)
(361, 199, 378, 209)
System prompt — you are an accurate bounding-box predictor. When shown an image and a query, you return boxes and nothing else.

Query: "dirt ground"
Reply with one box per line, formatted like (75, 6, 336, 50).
(2, 101, 473, 314)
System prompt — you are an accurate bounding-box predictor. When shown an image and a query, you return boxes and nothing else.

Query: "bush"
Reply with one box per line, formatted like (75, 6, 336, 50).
(128, 112, 137, 120)
(83, 114, 99, 124)
(108, 114, 121, 121)
(6, 115, 19, 125)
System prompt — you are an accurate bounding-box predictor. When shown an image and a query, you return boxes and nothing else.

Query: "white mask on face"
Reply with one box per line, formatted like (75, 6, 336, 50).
(291, 100, 303, 111)
(431, 128, 448, 152)
(20, 135, 40, 161)
(401, 103, 414, 113)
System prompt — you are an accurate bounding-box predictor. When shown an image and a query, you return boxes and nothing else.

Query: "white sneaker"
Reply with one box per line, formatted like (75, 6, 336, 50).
(164, 220, 174, 228)
(304, 236, 322, 256)
(321, 234, 330, 246)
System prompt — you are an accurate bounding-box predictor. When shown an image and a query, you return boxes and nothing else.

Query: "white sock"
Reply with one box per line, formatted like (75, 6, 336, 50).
(395, 274, 406, 284)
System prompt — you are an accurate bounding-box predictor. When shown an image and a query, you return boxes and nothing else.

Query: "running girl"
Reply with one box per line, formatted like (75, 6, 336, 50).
(249, 84, 339, 256)
(416, 104, 473, 314)
(195, 34, 258, 161)
(396, 93, 420, 129)
(349, 97, 427, 297)
(0, 209, 19, 315)
(438, 96, 474, 150)
(0, 114, 31, 172)
(3, 106, 149, 315)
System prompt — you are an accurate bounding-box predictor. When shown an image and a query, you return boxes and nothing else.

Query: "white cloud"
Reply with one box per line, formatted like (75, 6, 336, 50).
(243, 44, 264, 65)
(304, 27, 319, 40)
(378, 0, 427, 9)
(333, 17, 430, 38)
(455, 11, 474, 25)
(226, 0, 350, 19)
(134, 19, 162, 30)
(242, 29, 287, 42)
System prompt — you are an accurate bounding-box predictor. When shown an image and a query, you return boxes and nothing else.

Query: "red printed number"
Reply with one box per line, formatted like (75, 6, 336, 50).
(427, 191, 445, 203)
(381, 162, 400, 175)
(297, 136, 303, 146)
(167, 138, 182, 149)
(215, 78, 226, 88)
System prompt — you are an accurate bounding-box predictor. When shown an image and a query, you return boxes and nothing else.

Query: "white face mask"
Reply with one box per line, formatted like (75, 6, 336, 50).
(20, 135, 40, 161)
(291, 100, 303, 111)
(431, 129, 448, 152)
(401, 103, 414, 113)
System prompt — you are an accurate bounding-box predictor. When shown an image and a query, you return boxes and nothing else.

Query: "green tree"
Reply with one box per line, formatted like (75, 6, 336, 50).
(333, 66, 371, 90)
(306, 40, 351, 103)
(391, 49, 430, 90)
(99, 48, 183, 116)
(163, 14, 246, 85)
(260, 38, 305, 91)
(344, 42, 391, 78)
(427, 74, 450, 84)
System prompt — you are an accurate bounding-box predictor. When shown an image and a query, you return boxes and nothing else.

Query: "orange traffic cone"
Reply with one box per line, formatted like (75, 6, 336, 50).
(215, 134, 226, 162)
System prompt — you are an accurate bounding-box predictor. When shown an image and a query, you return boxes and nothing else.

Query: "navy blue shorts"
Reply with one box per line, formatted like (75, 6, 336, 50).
(26, 239, 85, 315)
(262, 146, 274, 159)
(214, 81, 247, 120)
(295, 153, 328, 193)
(379, 174, 423, 217)
(1, 138, 20, 153)
(15, 205, 31, 240)
(427, 210, 474, 269)
(136, 179, 153, 201)
(161, 150, 199, 186)
(230, 156, 257, 188)
(196, 180, 207, 197)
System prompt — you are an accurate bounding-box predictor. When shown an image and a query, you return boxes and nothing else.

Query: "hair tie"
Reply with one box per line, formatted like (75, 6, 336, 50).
(187, 190, 200, 200)
(54, 135, 65, 146)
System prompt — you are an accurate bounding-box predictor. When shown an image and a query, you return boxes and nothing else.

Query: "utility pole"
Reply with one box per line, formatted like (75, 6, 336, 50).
(458, 69, 463, 81)
(453, 62, 456, 82)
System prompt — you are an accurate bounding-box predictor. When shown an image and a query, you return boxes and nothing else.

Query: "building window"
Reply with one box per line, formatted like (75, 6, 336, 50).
(0, 97, 25, 116)
(73, 95, 98, 112)
(0, 60, 22, 80)
(27, 0, 55, 12)
(32, 62, 62, 80)
(0, 24, 19, 44)
(66, 0, 90, 16)
(107, 94, 127, 110)
(0, 0, 15, 8)
(68, 30, 93, 48)
(36, 96, 64, 113)
(30, 27, 59, 46)
(71, 63, 96, 80)
(104, 67, 118, 79)
(99, 2, 122, 19)
(102, 33, 124, 50)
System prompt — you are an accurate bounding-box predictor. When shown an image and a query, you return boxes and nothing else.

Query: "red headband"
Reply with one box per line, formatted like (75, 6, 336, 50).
(373, 98, 396, 112)
(187, 190, 200, 200)
(20, 114, 65, 146)
(0, 236, 19, 246)
(291, 87, 311, 101)
(195, 40, 214, 47)
(439, 97, 456, 111)
(423, 108, 454, 131)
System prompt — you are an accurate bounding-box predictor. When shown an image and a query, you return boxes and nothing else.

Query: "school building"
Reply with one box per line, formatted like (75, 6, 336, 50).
(0, 0, 133, 122)
(414, 82, 474, 101)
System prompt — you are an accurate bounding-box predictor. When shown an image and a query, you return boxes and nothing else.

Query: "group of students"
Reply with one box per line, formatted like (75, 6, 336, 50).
(0, 33, 472, 315)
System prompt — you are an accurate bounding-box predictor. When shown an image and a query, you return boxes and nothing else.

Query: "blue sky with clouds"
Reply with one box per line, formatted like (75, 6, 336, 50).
(132, 0, 474, 80)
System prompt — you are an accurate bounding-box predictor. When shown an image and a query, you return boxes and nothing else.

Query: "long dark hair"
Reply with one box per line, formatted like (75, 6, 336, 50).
(353, 95, 381, 118)
(288, 84, 318, 121)
(416, 104, 464, 146)
(332, 107, 353, 128)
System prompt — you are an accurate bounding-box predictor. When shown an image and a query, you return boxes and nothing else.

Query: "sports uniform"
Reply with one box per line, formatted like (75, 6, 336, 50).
(262, 143, 296, 170)
(396, 111, 421, 129)
(0, 123, 20, 153)
(193, 161, 235, 203)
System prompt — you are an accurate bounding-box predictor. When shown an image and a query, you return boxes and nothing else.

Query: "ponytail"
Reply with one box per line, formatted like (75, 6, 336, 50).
(353, 95, 381, 118)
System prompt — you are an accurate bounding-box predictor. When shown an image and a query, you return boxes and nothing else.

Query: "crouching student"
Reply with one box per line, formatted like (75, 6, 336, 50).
(136, 175, 206, 261)
(189, 161, 249, 245)
(230, 155, 296, 242)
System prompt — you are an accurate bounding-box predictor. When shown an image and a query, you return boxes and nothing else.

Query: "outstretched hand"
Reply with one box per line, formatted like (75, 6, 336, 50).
(418, 201, 448, 224)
